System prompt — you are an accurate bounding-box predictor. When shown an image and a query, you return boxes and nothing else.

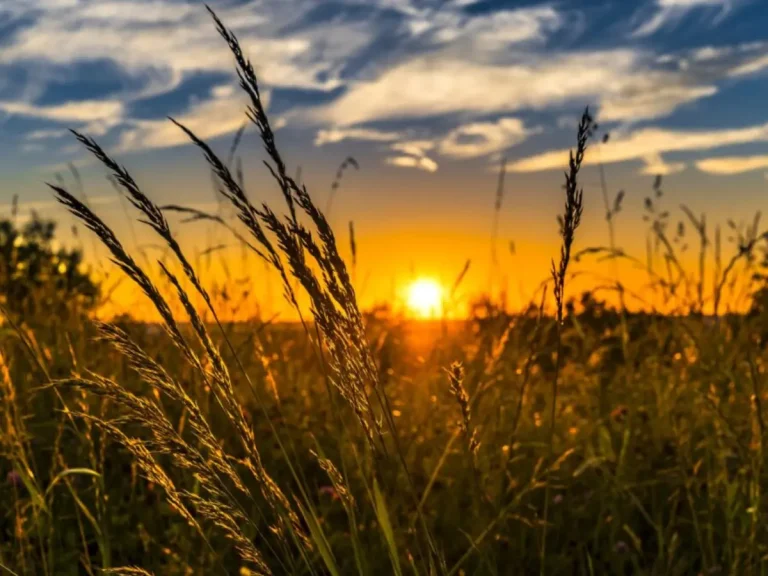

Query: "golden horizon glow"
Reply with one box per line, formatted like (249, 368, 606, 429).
(406, 278, 444, 319)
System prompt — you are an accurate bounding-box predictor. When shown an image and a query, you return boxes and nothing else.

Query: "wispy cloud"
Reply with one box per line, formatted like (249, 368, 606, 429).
(116, 85, 253, 152)
(0, 2, 345, 91)
(314, 127, 402, 146)
(385, 139, 438, 172)
(641, 153, 686, 175)
(696, 155, 768, 174)
(386, 155, 438, 173)
(0, 0, 371, 151)
(2, 0, 768, 169)
(312, 44, 753, 128)
(405, 5, 561, 50)
(24, 129, 67, 141)
(632, 0, 732, 38)
(438, 118, 537, 159)
(510, 121, 768, 173)
(0, 100, 124, 124)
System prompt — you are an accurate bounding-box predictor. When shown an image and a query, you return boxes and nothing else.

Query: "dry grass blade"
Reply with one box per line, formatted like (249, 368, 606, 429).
(160, 204, 264, 258)
(49, 184, 199, 362)
(101, 568, 156, 575)
(326, 156, 360, 217)
(310, 450, 355, 509)
(446, 362, 479, 456)
(169, 80, 382, 452)
(155, 262, 307, 546)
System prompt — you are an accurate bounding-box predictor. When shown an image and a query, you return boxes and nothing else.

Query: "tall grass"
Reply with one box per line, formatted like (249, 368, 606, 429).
(4, 5, 768, 576)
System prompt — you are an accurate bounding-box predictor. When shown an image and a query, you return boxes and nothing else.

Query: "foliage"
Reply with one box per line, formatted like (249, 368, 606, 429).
(0, 216, 99, 319)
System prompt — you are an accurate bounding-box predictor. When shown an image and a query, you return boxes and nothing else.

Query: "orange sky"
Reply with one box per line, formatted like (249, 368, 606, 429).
(5, 118, 767, 323)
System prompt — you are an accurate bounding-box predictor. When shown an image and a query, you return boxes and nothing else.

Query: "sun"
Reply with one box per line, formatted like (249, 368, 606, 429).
(406, 278, 444, 318)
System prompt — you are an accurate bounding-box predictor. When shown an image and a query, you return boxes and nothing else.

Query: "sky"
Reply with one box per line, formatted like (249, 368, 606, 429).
(2, 0, 768, 319)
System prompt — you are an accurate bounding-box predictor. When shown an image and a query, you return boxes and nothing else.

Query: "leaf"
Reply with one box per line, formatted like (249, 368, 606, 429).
(597, 426, 615, 462)
(373, 478, 402, 576)
(295, 499, 341, 576)
(616, 428, 631, 478)
(622, 524, 643, 553)
(44, 467, 101, 499)
(573, 457, 607, 478)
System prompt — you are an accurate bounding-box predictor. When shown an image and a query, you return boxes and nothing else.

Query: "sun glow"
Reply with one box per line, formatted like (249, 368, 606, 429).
(406, 278, 444, 318)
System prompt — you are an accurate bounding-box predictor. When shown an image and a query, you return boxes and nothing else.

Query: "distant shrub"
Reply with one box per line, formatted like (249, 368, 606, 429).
(0, 216, 99, 318)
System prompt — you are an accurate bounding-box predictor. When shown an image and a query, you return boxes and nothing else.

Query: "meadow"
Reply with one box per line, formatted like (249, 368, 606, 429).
(3, 7, 768, 576)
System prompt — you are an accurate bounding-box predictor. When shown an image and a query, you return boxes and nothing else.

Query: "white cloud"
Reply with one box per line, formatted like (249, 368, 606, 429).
(1, 0, 376, 151)
(314, 127, 402, 146)
(385, 138, 438, 172)
(556, 115, 579, 130)
(0, 2, 351, 93)
(438, 117, 535, 158)
(386, 155, 438, 172)
(696, 155, 768, 174)
(313, 48, 726, 127)
(3, 0, 767, 162)
(598, 82, 716, 122)
(633, 0, 731, 38)
(116, 88, 255, 152)
(390, 140, 434, 157)
(21, 143, 44, 153)
(510, 121, 768, 172)
(76, 1, 200, 23)
(0, 100, 124, 123)
(641, 153, 686, 175)
(424, 7, 561, 49)
(658, 0, 726, 6)
(729, 54, 768, 77)
(25, 128, 68, 141)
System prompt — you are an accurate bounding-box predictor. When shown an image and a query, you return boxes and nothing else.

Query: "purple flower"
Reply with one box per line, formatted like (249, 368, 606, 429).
(614, 540, 628, 554)
(7, 470, 21, 487)
(319, 486, 339, 500)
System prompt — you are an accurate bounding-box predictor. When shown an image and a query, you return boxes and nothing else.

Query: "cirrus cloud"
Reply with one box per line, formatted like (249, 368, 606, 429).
(510, 121, 768, 173)
(438, 117, 538, 159)
(696, 155, 768, 174)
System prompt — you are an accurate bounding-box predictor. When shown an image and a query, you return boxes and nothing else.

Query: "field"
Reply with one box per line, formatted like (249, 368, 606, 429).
(4, 7, 768, 576)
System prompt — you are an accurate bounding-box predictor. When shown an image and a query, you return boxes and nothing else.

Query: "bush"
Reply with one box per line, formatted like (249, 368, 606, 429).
(0, 216, 99, 319)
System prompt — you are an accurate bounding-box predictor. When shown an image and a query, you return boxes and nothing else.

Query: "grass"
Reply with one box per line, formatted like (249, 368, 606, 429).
(3, 5, 768, 575)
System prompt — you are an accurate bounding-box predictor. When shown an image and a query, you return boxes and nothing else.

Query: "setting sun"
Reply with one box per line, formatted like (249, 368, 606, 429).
(406, 278, 444, 318)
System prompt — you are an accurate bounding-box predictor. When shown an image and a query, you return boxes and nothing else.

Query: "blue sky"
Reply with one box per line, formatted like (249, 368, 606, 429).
(3, 0, 768, 177)
(2, 0, 768, 313)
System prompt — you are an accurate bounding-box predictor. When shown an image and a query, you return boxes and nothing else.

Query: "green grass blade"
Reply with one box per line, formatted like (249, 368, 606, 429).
(373, 478, 403, 576)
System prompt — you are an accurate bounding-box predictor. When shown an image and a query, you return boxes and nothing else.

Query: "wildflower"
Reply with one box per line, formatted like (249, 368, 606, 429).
(611, 405, 628, 423)
(319, 486, 338, 501)
(7, 470, 21, 487)
(614, 540, 628, 554)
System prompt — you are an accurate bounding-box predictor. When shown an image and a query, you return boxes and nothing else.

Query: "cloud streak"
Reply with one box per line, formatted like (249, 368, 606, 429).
(632, 0, 732, 38)
(2, 0, 768, 172)
(696, 155, 768, 174)
(438, 118, 537, 159)
(510, 121, 768, 173)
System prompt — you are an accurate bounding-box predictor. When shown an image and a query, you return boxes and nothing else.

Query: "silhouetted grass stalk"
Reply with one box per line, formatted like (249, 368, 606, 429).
(540, 108, 592, 573)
